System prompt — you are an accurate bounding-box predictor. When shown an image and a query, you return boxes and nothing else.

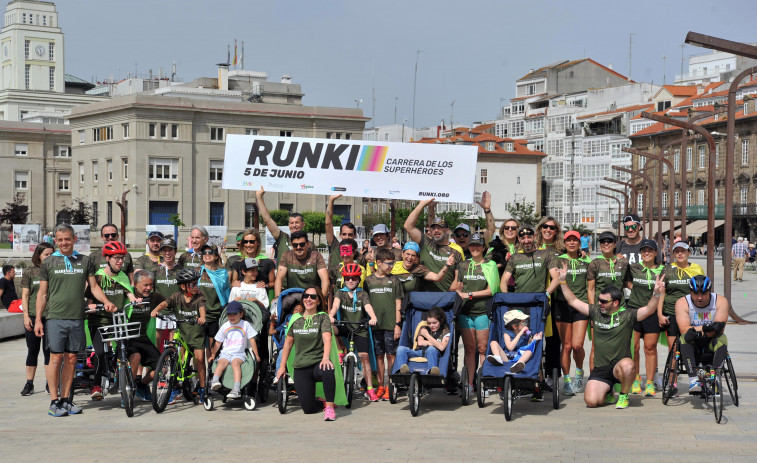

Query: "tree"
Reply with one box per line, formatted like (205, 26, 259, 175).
(0, 193, 29, 226)
(300, 211, 341, 244)
(168, 213, 186, 228)
(362, 212, 390, 233)
(440, 211, 465, 230)
(505, 201, 540, 227)
(269, 209, 290, 226)
(59, 198, 95, 226)
(565, 223, 591, 234)
(394, 208, 427, 231)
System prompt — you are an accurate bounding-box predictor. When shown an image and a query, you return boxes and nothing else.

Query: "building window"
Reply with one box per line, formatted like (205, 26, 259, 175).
(149, 123, 156, 138)
(742, 139, 749, 165)
(210, 127, 224, 141)
(14, 144, 27, 156)
(638, 193, 644, 212)
(279, 203, 293, 212)
(686, 190, 692, 205)
(280, 130, 292, 137)
(24, 64, 30, 89)
(506, 142, 514, 151)
(209, 202, 224, 226)
(92, 161, 98, 182)
(517, 176, 521, 185)
(715, 144, 719, 167)
(698, 146, 706, 169)
(79, 162, 84, 182)
(122, 123, 129, 138)
(171, 124, 178, 139)
(14, 172, 28, 190)
(245, 128, 259, 136)
(160, 123, 167, 138)
(698, 189, 705, 205)
(480, 169, 488, 184)
(24, 40, 29, 58)
(49, 42, 54, 60)
(22, 13, 25, 24)
(686, 148, 692, 171)
(58, 173, 70, 191)
(244, 203, 256, 228)
(92, 126, 113, 142)
(107, 159, 113, 181)
(122, 159, 128, 180)
(49, 67, 54, 90)
(656, 100, 672, 112)
(740, 187, 748, 204)
(92, 202, 98, 228)
(79, 130, 85, 145)
(675, 191, 680, 208)
(674, 152, 680, 172)
(209, 161, 223, 182)
(107, 201, 113, 224)
(527, 83, 536, 95)
(148, 158, 178, 180)
(345, 133, 351, 140)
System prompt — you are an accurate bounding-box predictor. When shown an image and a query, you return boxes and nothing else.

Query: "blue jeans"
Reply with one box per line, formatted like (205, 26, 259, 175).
(392, 345, 441, 373)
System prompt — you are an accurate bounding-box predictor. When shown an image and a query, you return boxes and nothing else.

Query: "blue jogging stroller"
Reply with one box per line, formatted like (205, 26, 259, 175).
(477, 292, 560, 421)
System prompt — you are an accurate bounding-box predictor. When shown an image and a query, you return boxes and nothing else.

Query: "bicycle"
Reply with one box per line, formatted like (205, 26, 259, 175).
(332, 318, 370, 409)
(151, 314, 200, 413)
(96, 301, 148, 417)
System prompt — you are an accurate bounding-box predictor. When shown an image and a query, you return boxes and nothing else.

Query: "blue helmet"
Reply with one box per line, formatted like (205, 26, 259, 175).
(688, 275, 712, 293)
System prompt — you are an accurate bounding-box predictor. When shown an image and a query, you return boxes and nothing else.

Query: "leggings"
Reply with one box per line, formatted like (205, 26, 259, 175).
(680, 334, 728, 378)
(293, 362, 336, 414)
(544, 301, 561, 377)
(25, 318, 50, 367)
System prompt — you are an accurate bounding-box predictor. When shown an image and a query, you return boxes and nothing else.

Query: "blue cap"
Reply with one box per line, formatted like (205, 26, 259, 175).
(403, 241, 420, 254)
(226, 301, 243, 314)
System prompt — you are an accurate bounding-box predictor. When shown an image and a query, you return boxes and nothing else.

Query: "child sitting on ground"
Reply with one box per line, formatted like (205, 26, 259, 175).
(394, 306, 450, 376)
(487, 309, 542, 373)
(207, 301, 261, 398)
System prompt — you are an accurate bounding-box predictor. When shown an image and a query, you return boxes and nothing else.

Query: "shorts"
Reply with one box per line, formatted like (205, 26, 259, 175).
(205, 321, 220, 348)
(45, 319, 86, 353)
(588, 360, 620, 388)
(219, 351, 247, 363)
(581, 247, 590, 254)
(125, 337, 161, 370)
(554, 300, 589, 323)
(372, 329, 397, 356)
(633, 310, 661, 335)
(334, 325, 370, 353)
(179, 322, 206, 350)
(456, 313, 489, 330)
(661, 312, 680, 337)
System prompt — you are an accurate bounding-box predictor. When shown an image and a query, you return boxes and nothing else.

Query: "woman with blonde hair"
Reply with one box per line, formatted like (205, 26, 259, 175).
(535, 216, 565, 256)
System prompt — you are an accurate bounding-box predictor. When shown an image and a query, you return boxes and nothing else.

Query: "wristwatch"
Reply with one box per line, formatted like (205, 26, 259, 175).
(396, 322, 403, 327)
(468, 292, 473, 300)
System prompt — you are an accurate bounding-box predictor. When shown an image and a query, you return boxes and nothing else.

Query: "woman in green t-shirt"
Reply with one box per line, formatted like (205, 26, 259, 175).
(198, 244, 231, 358)
(20, 242, 54, 396)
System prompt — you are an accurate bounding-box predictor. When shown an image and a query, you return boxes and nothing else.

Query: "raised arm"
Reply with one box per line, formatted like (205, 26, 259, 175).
(556, 263, 590, 315)
(638, 273, 664, 322)
(274, 264, 288, 297)
(325, 194, 341, 246)
(255, 186, 281, 240)
(404, 199, 433, 244)
(476, 191, 495, 244)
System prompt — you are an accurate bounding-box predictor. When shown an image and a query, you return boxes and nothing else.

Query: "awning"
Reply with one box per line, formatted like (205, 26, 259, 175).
(654, 222, 680, 235)
(579, 113, 622, 123)
(685, 220, 725, 237)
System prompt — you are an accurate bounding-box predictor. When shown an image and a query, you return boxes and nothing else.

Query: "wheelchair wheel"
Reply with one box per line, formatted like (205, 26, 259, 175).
(460, 366, 470, 406)
(476, 367, 485, 408)
(724, 355, 739, 406)
(119, 365, 135, 418)
(277, 375, 288, 414)
(344, 357, 356, 409)
(503, 375, 513, 421)
(712, 370, 723, 424)
(203, 395, 214, 411)
(152, 348, 177, 413)
(552, 367, 560, 410)
(244, 395, 256, 411)
(661, 343, 678, 405)
(388, 380, 398, 404)
(409, 373, 421, 417)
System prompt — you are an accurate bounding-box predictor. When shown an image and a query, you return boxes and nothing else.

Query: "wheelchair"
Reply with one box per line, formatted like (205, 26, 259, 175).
(661, 337, 738, 423)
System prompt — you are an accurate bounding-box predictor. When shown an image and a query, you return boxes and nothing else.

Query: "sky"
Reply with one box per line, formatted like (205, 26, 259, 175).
(58, 0, 756, 129)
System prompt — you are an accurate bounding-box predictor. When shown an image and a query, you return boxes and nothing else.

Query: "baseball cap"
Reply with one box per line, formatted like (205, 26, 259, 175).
(622, 214, 641, 224)
(147, 230, 165, 240)
(226, 301, 243, 314)
(454, 223, 471, 233)
(598, 231, 617, 242)
(403, 241, 420, 254)
(639, 238, 658, 252)
(243, 258, 259, 270)
(200, 243, 218, 254)
(430, 216, 447, 228)
(518, 226, 535, 236)
(564, 230, 581, 241)
(503, 309, 529, 325)
(469, 233, 484, 246)
(672, 241, 690, 251)
(160, 238, 177, 250)
(372, 224, 389, 236)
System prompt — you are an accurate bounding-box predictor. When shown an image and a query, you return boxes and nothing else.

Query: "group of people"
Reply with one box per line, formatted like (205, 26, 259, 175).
(16, 190, 732, 421)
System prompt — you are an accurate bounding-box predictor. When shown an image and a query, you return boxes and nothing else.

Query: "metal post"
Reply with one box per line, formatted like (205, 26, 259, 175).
(603, 177, 637, 217)
(116, 189, 130, 247)
(623, 147, 676, 245)
(598, 193, 622, 238)
(614, 165, 655, 240)
(599, 185, 629, 217)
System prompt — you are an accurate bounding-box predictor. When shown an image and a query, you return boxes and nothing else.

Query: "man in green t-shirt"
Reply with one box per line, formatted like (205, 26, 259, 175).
(134, 230, 164, 273)
(89, 223, 134, 281)
(256, 186, 305, 259)
(275, 231, 329, 297)
(177, 225, 209, 269)
(557, 262, 662, 410)
(34, 224, 116, 417)
(500, 226, 560, 295)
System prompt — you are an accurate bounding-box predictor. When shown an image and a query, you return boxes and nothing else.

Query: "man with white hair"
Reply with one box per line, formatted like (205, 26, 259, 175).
(732, 237, 749, 282)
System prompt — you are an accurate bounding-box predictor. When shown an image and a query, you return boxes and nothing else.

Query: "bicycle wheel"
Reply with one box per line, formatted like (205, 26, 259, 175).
(152, 347, 177, 413)
(724, 355, 739, 406)
(344, 357, 356, 409)
(712, 370, 723, 424)
(120, 365, 135, 417)
(661, 343, 677, 405)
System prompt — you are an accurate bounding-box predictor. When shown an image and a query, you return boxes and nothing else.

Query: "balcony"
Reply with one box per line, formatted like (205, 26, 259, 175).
(686, 205, 725, 220)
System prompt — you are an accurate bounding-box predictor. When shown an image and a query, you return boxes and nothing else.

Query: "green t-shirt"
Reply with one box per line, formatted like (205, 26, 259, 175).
(39, 253, 96, 320)
(419, 236, 462, 292)
(661, 263, 704, 315)
(364, 273, 403, 330)
(275, 232, 291, 259)
(90, 250, 134, 275)
(197, 271, 224, 322)
(554, 254, 590, 303)
(280, 249, 326, 290)
(590, 304, 638, 368)
(334, 289, 371, 338)
(288, 312, 331, 369)
(89, 273, 132, 326)
(587, 256, 628, 295)
(177, 251, 203, 270)
(134, 254, 162, 273)
(20, 266, 44, 318)
(154, 265, 182, 299)
(455, 259, 491, 316)
(392, 263, 430, 294)
(504, 250, 555, 293)
(624, 263, 664, 310)
(165, 291, 206, 349)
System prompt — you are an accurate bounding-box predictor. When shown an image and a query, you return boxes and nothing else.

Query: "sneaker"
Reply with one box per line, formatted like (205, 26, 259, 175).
(376, 386, 385, 399)
(486, 354, 504, 366)
(323, 405, 336, 421)
(631, 379, 642, 395)
(531, 388, 543, 402)
(429, 367, 440, 375)
(48, 401, 68, 417)
(227, 388, 241, 399)
(60, 400, 82, 415)
(287, 376, 295, 385)
(668, 384, 679, 398)
(382, 387, 390, 401)
(616, 394, 629, 409)
(167, 388, 181, 405)
(366, 388, 380, 402)
(211, 380, 222, 391)
(563, 380, 576, 396)
(644, 382, 656, 397)
(197, 387, 206, 401)
(574, 370, 584, 392)
(399, 364, 410, 374)
(604, 391, 616, 404)
(135, 383, 152, 402)
(688, 378, 702, 394)
(510, 361, 525, 373)
(90, 386, 103, 401)
(21, 382, 34, 396)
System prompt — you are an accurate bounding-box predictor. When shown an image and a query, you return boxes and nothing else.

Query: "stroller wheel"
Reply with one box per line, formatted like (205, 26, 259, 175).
(476, 367, 485, 408)
(388, 381, 398, 404)
(503, 375, 513, 421)
(460, 366, 470, 406)
(277, 375, 288, 414)
(203, 396, 214, 411)
(244, 395, 256, 411)
(409, 373, 421, 417)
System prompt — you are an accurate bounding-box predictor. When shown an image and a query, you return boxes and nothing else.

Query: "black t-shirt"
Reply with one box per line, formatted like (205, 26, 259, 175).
(0, 277, 18, 308)
(617, 239, 661, 265)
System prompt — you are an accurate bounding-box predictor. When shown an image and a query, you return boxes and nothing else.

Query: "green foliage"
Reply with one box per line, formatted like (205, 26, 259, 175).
(394, 208, 427, 230)
(60, 198, 95, 226)
(168, 213, 186, 228)
(301, 211, 342, 242)
(270, 209, 291, 226)
(476, 216, 487, 231)
(505, 201, 540, 227)
(0, 193, 29, 226)
(440, 211, 465, 230)
(565, 223, 591, 234)
(362, 212, 390, 233)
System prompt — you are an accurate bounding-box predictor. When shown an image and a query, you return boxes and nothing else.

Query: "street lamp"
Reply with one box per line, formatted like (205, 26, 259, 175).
(599, 185, 630, 217)
(622, 147, 676, 243)
(597, 193, 622, 238)
(603, 177, 638, 219)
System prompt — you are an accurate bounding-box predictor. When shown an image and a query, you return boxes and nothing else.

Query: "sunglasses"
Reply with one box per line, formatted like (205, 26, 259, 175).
(302, 293, 319, 300)
(103, 233, 118, 239)
(455, 232, 470, 238)
(503, 226, 518, 231)
(599, 239, 615, 245)
(344, 276, 360, 281)
(382, 261, 395, 266)
(624, 225, 639, 231)
(242, 239, 257, 244)
(201, 250, 217, 255)
(541, 224, 558, 231)
(291, 242, 307, 249)
(598, 298, 614, 304)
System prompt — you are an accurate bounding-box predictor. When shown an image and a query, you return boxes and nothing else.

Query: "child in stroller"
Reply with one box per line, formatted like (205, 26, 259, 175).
(209, 301, 261, 398)
(487, 310, 543, 373)
(394, 306, 450, 376)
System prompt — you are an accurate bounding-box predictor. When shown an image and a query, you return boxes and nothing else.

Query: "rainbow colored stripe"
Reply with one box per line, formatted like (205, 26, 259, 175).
(357, 145, 388, 172)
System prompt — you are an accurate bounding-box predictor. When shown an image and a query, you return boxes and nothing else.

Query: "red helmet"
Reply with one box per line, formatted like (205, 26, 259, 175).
(341, 263, 362, 277)
(102, 241, 128, 256)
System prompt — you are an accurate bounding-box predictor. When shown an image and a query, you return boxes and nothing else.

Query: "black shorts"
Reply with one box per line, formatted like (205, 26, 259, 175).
(588, 360, 620, 387)
(633, 310, 661, 335)
(125, 338, 161, 370)
(205, 321, 220, 348)
(372, 329, 397, 356)
(334, 325, 370, 354)
(661, 312, 680, 337)
(554, 300, 589, 323)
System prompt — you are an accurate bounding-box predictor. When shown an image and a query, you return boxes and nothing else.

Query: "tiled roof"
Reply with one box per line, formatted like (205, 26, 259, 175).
(469, 123, 494, 133)
(415, 134, 546, 157)
(661, 85, 700, 97)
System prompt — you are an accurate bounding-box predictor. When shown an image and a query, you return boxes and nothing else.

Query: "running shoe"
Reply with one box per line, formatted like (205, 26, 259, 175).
(631, 379, 642, 394)
(615, 394, 629, 409)
(227, 388, 241, 399)
(510, 361, 525, 373)
(366, 388, 380, 402)
(21, 382, 34, 396)
(399, 364, 410, 374)
(211, 380, 222, 391)
(604, 391, 616, 404)
(382, 387, 390, 401)
(60, 400, 82, 415)
(323, 405, 336, 421)
(135, 383, 152, 401)
(167, 388, 181, 405)
(574, 370, 584, 392)
(429, 367, 440, 375)
(90, 386, 103, 400)
(563, 380, 576, 396)
(688, 378, 702, 394)
(376, 386, 385, 399)
(644, 382, 656, 397)
(531, 388, 543, 402)
(48, 401, 68, 417)
(486, 354, 504, 366)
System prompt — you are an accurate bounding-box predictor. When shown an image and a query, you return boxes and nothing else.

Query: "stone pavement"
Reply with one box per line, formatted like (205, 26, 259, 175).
(1, 255, 755, 462)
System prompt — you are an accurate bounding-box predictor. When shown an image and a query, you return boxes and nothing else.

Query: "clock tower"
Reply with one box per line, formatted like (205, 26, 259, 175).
(0, 1, 63, 92)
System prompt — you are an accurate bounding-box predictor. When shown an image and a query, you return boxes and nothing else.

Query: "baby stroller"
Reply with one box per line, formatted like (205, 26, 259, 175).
(271, 288, 303, 414)
(477, 292, 559, 421)
(388, 291, 464, 417)
(204, 299, 266, 411)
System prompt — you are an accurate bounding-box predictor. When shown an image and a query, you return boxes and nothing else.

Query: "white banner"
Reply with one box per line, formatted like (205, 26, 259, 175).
(206, 226, 228, 248)
(222, 135, 478, 203)
(72, 225, 91, 254)
(12, 224, 40, 253)
(145, 225, 175, 239)
(265, 226, 289, 258)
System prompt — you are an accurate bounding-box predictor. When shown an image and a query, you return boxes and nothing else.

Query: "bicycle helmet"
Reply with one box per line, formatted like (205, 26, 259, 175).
(689, 275, 712, 293)
(102, 241, 128, 256)
(176, 268, 200, 284)
(341, 262, 362, 277)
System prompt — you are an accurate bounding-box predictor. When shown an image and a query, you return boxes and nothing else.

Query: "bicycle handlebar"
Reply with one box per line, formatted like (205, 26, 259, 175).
(156, 314, 197, 325)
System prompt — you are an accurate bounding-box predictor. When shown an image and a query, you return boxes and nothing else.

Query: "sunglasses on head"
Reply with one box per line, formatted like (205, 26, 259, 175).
(291, 242, 307, 249)
(624, 225, 639, 231)
(541, 224, 558, 231)
(598, 298, 614, 304)
(103, 233, 118, 239)
(302, 293, 319, 300)
(518, 230, 534, 237)
(242, 239, 257, 244)
(503, 226, 518, 231)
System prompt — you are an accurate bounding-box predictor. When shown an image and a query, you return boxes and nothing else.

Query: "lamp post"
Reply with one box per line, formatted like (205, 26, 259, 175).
(599, 185, 630, 217)
(603, 177, 638, 216)
(598, 193, 622, 238)
(622, 147, 676, 242)
(613, 165, 655, 241)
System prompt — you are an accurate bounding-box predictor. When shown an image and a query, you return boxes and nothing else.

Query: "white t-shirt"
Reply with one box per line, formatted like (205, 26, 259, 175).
(229, 282, 269, 308)
(214, 320, 258, 356)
